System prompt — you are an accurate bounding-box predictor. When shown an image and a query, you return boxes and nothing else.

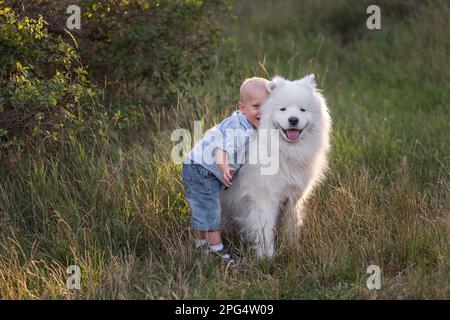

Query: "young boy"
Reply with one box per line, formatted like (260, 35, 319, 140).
(181, 77, 269, 264)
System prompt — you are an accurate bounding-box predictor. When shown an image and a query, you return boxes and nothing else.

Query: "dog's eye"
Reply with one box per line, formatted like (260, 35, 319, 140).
(280, 107, 286, 111)
(300, 108, 306, 112)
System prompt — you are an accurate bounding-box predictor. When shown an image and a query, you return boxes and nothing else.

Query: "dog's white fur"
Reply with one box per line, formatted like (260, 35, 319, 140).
(220, 75, 331, 258)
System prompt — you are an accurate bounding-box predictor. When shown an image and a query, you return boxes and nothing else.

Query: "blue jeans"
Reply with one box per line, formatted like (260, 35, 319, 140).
(181, 163, 223, 231)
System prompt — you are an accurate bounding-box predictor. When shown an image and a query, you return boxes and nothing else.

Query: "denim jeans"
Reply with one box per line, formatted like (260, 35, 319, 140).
(181, 163, 223, 231)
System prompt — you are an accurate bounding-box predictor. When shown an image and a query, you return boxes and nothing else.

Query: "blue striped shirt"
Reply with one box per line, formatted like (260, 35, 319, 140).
(184, 111, 255, 184)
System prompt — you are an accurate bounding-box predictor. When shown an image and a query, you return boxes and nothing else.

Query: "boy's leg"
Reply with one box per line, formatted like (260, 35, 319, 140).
(205, 231, 222, 246)
(193, 231, 207, 248)
(182, 164, 237, 262)
(181, 163, 208, 247)
(194, 231, 206, 240)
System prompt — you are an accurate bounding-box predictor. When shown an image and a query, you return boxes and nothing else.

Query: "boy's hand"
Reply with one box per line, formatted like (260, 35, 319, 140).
(221, 165, 236, 188)
(215, 148, 236, 188)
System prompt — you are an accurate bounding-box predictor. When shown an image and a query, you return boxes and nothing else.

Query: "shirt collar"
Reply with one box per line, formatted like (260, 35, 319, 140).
(234, 110, 254, 130)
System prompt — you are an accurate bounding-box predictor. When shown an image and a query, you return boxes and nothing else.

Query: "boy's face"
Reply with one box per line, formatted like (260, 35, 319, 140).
(238, 87, 269, 128)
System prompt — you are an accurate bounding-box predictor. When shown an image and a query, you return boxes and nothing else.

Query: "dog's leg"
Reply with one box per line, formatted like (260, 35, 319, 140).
(245, 202, 278, 259)
(280, 198, 305, 247)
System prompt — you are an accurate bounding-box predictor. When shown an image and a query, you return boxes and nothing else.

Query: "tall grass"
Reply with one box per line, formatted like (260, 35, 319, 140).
(0, 0, 449, 299)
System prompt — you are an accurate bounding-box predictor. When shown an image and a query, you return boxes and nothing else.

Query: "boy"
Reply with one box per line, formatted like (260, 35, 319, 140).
(181, 77, 269, 264)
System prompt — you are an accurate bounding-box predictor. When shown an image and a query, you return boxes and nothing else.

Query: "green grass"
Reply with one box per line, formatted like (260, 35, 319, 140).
(0, 0, 449, 299)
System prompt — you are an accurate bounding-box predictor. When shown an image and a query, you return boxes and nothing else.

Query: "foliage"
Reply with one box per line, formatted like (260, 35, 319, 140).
(7, 0, 234, 106)
(0, 0, 234, 153)
(0, 5, 106, 154)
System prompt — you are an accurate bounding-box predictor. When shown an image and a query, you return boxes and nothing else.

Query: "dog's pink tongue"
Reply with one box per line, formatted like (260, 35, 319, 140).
(286, 129, 300, 140)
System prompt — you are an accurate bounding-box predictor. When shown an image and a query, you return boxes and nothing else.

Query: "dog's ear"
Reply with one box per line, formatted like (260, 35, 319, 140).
(266, 76, 285, 93)
(298, 74, 316, 88)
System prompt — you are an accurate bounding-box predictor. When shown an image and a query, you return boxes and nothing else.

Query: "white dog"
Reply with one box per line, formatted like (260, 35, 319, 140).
(220, 75, 331, 259)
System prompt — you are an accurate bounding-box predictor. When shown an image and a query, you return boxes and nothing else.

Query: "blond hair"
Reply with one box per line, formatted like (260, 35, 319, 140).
(239, 77, 269, 101)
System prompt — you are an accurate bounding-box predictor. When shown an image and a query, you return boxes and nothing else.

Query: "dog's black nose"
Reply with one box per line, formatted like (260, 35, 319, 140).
(288, 117, 299, 126)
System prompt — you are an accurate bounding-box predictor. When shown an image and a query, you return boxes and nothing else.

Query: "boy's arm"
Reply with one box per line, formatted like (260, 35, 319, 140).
(215, 148, 236, 188)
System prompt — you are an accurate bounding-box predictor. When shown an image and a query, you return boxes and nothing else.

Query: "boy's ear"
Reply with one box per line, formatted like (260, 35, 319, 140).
(266, 76, 285, 93)
(238, 101, 245, 112)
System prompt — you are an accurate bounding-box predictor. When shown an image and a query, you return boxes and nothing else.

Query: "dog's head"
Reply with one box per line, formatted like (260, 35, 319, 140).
(261, 75, 326, 143)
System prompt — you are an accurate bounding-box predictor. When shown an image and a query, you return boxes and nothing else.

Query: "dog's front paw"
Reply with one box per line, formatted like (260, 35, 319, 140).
(255, 243, 275, 260)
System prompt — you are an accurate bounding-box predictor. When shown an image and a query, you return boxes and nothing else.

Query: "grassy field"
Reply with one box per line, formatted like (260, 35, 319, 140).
(0, 0, 449, 299)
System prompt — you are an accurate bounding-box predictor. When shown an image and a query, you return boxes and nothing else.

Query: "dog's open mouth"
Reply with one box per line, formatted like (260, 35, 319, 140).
(281, 128, 303, 141)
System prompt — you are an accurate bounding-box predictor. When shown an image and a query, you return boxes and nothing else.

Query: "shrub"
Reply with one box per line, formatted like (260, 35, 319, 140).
(7, 0, 234, 106)
(0, 5, 106, 155)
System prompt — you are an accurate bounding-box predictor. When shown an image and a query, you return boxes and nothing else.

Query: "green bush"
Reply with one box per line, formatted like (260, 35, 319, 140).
(0, 5, 106, 155)
(8, 0, 234, 107)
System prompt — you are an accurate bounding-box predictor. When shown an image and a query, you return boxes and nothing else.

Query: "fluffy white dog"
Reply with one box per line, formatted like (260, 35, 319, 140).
(220, 75, 331, 259)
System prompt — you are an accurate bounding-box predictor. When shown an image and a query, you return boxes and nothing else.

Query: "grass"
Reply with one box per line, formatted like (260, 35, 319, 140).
(0, 0, 449, 299)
